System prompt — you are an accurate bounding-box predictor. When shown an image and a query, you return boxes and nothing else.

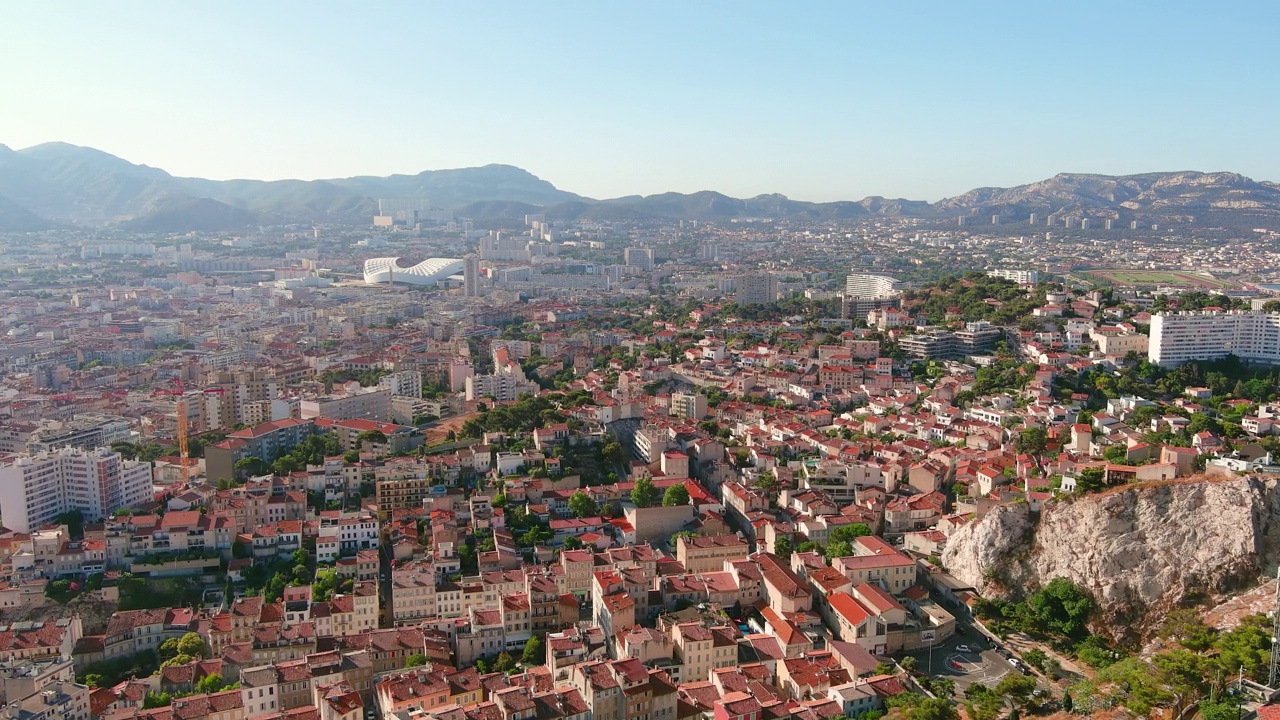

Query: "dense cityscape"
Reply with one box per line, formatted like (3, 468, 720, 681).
(0, 193, 1279, 720)
(7, 4, 1280, 720)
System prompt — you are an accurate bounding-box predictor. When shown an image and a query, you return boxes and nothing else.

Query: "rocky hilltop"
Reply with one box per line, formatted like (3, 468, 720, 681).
(942, 475, 1279, 638)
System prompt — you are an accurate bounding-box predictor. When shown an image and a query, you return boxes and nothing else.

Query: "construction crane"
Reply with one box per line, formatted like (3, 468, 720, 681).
(153, 379, 194, 484)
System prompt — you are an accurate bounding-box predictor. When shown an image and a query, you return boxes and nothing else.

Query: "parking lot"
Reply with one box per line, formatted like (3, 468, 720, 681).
(904, 621, 1031, 694)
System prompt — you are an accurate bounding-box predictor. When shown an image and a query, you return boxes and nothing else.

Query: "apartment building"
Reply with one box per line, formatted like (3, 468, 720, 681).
(377, 371, 422, 400)
(205, 418, 318, 483)
(669, 391, 708, 421)
(300, 388, 392, 423)
(1150, 310, 1280, 366)
(23, 415, 133, 454)
(736, 274, 780, 306)
(1091, 325, 1149, 357)
(0, 447, 152, 533)
(313, 418, 422, 455)
(463, 349, 538, 403)
(675, 535, 749, 574)
(986, 269, 1040, 284)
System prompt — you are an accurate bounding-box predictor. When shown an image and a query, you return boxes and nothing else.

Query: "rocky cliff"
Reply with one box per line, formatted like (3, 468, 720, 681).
(942, 475, 1279, 637)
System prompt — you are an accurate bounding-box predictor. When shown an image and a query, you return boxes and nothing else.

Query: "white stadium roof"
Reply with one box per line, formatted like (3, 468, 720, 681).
(363, 257, 464, 285)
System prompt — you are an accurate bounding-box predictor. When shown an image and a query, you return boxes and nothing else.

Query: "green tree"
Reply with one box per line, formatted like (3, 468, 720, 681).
(752, 472, 780, 500)
(1200, 699, 1240, 720)
(494, 652, 515, 673)
(774, 537, 793, 560)
(631, 476, 659, 508)
(900, 656, 919, 674)
(830, 523, 872, 543)
(602, 441, 625, 466)
(1103, 444, 1129, 464)
(1021, 648, 1048, 671)
(884, 692, 959, 720)
(159, 638, 181, 661)
(44, 579, 75, 603)
(356, 430, 388, 446)
(995, 672, 1037, 708)
(568, 490, 598, 518)
(142, 692, 172, 709)
(1074, 466, 1106, 493)
(1027, 578, 1093, 641)
(54, 510, 85, 539)
(161, 653, 195, 668)
(824, 540, 853, 561)
(662, 484, 690, 507)
(177, 632, 208, 659)
(561, 535, 584, 550)
(522, 635, 543, 666)
(1159, 608, 1218, 651)
(404, 654, 427, 668)
(1214, 613, 1271, 681)
(1014, 426, 1049, 472)
(234, 456, 268, 477)
(928, 677, 955, 699)
(195, 674, 225, 694)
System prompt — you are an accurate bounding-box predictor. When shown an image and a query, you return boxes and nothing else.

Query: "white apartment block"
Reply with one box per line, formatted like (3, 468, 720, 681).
(844, 273, 901, 298)
(1149, 311, 1280, 367)
(0, 447, 152, 533)
(987, 269, 1040, 284)
(378, 370, 423, 399)
(300, 388, 391, 422)
(465, 365, 538, 403)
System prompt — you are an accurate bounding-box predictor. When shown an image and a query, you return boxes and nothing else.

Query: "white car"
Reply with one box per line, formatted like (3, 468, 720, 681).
(956, 644, 973, 654)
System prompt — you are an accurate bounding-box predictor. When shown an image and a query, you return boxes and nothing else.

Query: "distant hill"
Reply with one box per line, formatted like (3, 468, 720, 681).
(117, 195, 257, 233)
(934, 171, 1280, 226)
(1, 142, 1279, 231)
(0, 194, 51, 232)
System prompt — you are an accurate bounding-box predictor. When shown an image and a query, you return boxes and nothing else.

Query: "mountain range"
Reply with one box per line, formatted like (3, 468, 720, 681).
(3, 142, 1280, 232)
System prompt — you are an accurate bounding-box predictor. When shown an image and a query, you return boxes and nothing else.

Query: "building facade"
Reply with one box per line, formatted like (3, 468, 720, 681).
(0, 447, 152, 533)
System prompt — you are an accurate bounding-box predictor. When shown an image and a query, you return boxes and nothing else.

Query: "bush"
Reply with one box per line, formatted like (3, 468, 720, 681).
(1021, 648, 1048, 671)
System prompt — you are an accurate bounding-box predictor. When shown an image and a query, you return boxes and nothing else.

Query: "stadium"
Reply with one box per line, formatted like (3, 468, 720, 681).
(362, 257, 464, 285)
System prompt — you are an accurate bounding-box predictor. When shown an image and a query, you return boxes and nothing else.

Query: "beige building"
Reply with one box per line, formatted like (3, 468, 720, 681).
(675, 535, 749, 574)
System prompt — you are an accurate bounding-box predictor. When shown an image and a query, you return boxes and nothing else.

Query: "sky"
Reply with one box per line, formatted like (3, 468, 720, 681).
(1, 2, 1277, 202)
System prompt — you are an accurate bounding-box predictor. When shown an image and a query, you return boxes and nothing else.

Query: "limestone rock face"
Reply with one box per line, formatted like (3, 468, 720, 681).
(942, 476, 1275, 635)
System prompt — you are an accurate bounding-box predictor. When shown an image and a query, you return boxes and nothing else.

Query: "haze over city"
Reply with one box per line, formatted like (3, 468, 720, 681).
(7, 5, 1280, 720)
(3, 2, 1280, 201)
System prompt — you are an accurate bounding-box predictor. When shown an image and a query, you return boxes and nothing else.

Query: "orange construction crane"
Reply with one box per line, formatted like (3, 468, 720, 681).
(153, 379, 194, 483)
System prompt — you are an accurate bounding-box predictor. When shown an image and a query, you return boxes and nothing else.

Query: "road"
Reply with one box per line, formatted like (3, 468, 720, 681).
(904, 617, 1031, 695)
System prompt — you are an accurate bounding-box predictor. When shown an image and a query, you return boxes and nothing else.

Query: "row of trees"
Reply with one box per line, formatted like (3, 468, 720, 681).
(235, 432, 344, 478)
(460, 394, 567, 438)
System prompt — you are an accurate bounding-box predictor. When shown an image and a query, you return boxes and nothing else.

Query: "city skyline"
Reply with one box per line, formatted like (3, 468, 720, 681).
(3, 2, 1279, 202)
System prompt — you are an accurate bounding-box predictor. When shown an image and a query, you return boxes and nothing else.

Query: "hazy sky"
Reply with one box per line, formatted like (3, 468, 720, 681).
(2, 2, 1276, 202)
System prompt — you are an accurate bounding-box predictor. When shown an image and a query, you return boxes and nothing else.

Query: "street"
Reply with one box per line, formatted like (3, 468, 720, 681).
(904, 619, 1029, 695)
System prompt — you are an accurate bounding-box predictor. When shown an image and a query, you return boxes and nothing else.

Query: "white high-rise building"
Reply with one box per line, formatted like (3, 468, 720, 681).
(0, 447, 152, 533)
(735, 273, 779, 306)
(1149, 311, 1280, 367)
(624, 247, 655, 271)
